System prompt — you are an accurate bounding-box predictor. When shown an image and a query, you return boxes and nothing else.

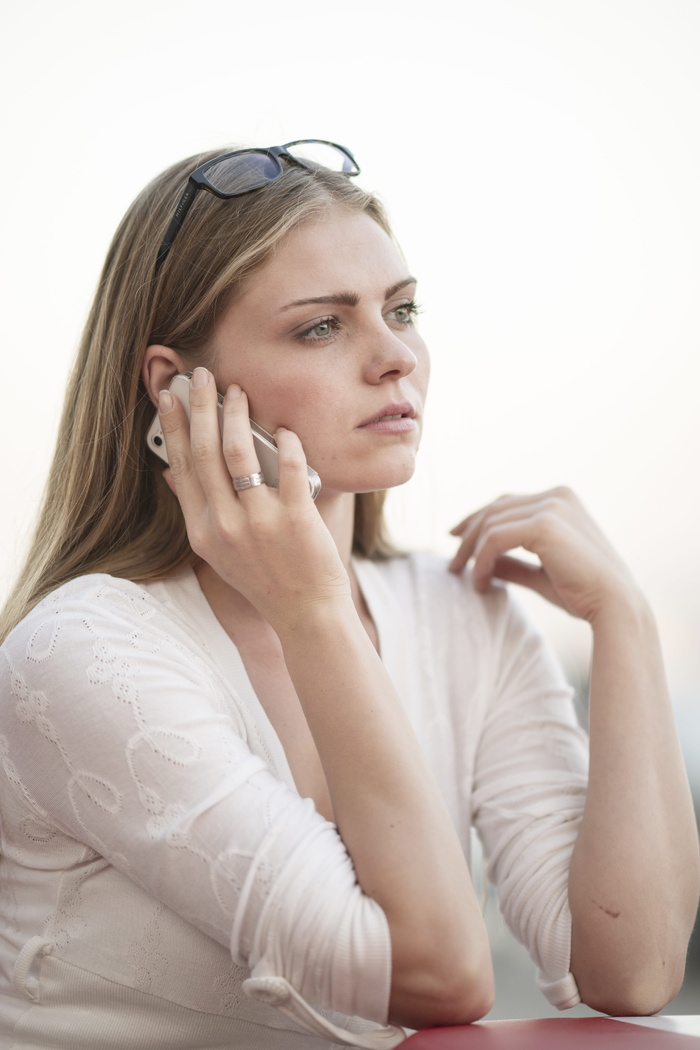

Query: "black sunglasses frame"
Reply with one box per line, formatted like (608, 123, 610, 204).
(155, 139, 360, 271)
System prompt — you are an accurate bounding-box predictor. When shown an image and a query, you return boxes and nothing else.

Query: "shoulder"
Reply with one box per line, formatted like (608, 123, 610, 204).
(363, 551, 514, 628)
(363, 552, 562, 675)
(0, 571, 217, 700)
(2, 574, 160, 660)
(0, 571, 252, 764)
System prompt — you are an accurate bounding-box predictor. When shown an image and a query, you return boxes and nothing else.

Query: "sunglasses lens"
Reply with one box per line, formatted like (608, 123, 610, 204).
(285, 141, 360, 175)
(203, 151, 281, 195)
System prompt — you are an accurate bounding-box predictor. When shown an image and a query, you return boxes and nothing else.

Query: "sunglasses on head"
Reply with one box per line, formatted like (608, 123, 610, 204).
(155, 139, 360, 271)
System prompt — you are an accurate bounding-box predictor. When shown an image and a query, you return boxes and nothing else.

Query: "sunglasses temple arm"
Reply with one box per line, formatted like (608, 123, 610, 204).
(155, 178, 199, 271)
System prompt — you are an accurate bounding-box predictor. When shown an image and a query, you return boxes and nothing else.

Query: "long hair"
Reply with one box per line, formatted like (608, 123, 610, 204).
(0, 150, 399, 643)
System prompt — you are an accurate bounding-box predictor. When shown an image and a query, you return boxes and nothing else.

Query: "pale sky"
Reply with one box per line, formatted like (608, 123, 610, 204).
(2, 0, 699, 711)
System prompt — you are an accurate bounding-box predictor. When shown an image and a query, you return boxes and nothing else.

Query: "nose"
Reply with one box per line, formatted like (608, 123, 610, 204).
(362, 327, 419, 384)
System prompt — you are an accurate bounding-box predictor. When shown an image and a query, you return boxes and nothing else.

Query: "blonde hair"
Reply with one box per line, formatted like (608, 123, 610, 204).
(0, 149, 398, 642)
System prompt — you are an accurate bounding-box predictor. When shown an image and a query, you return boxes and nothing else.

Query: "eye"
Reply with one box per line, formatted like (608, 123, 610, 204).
(387, 300, 421, 326)
(296, 317, 342, 344)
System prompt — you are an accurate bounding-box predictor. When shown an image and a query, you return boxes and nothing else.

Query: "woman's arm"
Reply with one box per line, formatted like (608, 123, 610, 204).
(158, 372, 495, 1028)
(279, 599, 494, 1026)
(449, 486, 700, 1016)
(567, 593, 698, 1014)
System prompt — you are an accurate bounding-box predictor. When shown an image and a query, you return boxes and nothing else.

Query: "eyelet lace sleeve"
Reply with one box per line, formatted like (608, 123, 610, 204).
(0, 576, 404, 1046)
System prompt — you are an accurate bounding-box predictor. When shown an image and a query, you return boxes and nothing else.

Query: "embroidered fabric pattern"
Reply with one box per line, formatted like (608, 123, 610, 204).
(0, 576, 393, 1043)
(0, 558, 589, 1048)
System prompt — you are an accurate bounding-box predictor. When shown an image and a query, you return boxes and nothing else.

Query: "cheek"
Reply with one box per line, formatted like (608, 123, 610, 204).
(245, 370, 343, 435)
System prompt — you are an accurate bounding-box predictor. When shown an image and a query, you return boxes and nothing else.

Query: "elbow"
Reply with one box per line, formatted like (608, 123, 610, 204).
(389, 951, 495, 1029)
(577, 959, 687, 1018)
(430, 969, 495, 1027)
(570, 903, 696, 1018)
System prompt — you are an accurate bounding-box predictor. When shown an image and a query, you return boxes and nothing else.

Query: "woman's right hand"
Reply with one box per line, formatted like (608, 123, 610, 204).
(160, 365, 495, 1028)
(158, 366, 350, 631)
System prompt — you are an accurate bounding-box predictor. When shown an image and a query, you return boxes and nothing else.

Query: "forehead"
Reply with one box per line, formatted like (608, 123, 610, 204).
(242, 207, 406, 301)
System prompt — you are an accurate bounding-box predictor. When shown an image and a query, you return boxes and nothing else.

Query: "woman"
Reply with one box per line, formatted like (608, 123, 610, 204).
(0, 140, 697, 1049)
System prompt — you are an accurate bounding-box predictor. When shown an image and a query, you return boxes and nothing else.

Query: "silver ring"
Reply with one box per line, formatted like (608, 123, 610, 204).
(232, 471, 266, 492)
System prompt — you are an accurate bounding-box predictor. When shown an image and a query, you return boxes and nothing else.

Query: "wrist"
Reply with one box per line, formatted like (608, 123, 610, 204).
(588, 584, 655, 637)
(272, 591, 359, 645)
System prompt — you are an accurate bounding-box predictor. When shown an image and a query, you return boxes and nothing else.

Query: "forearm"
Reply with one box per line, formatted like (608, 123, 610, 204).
(569, 593, 700, 1014)
(278, 598, 494, 1026)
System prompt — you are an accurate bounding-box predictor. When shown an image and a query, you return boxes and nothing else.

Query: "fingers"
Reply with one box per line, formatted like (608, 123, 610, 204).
(161, 468, 176, 496)
(159, 368, 311, 512)
(489, 555, 562, 608)
(469, 517, 544, 591)
(275, 428, 314, 505)
(158, 387, 208, 520)
(449, 492, 538, 571)
(448, 498, 533, 576)
(448, 488, 577, 583)
(219, 383, 265, 499)
(160, 368, 255, 527)
(156, 369, 340, 614)
(449, 493, 523, 537)
(188, 367, 225, 467)
(221, 388, 311, 507)
(448, 487, 638, 621)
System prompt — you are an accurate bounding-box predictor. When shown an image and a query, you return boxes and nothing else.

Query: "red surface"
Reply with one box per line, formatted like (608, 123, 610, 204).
(403, 1017, 700, 1048)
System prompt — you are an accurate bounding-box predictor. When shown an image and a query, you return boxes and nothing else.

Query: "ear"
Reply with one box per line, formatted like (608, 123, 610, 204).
(142, 345, 189, 407)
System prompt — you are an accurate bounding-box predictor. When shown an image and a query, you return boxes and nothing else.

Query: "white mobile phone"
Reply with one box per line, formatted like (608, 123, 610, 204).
(145, 373, 322, 501)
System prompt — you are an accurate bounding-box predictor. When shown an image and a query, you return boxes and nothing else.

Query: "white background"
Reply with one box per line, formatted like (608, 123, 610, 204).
(2, 0, 699, 708)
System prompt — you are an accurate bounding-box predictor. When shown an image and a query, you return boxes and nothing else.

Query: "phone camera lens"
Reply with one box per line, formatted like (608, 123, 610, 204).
(154, 435, 163, 446)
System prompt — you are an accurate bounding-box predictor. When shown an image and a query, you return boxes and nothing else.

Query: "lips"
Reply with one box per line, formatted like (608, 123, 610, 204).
(358, 402, 416, 427)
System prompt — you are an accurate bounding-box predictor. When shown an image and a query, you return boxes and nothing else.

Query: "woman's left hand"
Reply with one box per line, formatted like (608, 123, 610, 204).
(448, 486, 641, 625)
(453, 485, 700, 1014)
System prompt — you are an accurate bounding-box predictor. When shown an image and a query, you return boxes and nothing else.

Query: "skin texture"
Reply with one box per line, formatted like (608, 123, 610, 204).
(142, 205, 699, 1024)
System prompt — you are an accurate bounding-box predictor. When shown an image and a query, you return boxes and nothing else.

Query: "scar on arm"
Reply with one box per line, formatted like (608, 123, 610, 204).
(591, 898, 620, 919)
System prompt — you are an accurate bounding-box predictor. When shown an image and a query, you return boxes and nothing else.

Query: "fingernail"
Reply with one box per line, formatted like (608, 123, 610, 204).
(158, 390, 173, 412)
(192, 367, 209, 388)
(225, 384, 242, 400)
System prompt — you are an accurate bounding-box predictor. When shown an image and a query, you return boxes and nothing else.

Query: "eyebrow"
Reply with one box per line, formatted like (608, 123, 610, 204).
(280, 276, 417, 312)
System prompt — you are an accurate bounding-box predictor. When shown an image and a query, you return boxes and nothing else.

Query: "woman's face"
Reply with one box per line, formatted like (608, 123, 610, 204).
(211, 206, 430, 497)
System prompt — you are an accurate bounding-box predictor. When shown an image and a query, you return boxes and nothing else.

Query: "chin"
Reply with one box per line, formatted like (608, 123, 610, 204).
(339, 461, 418, 495)
(312, 444, 420, 495)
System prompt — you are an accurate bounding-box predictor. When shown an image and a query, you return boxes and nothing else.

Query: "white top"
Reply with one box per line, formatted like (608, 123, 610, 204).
(0, 554, 588, 1049)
